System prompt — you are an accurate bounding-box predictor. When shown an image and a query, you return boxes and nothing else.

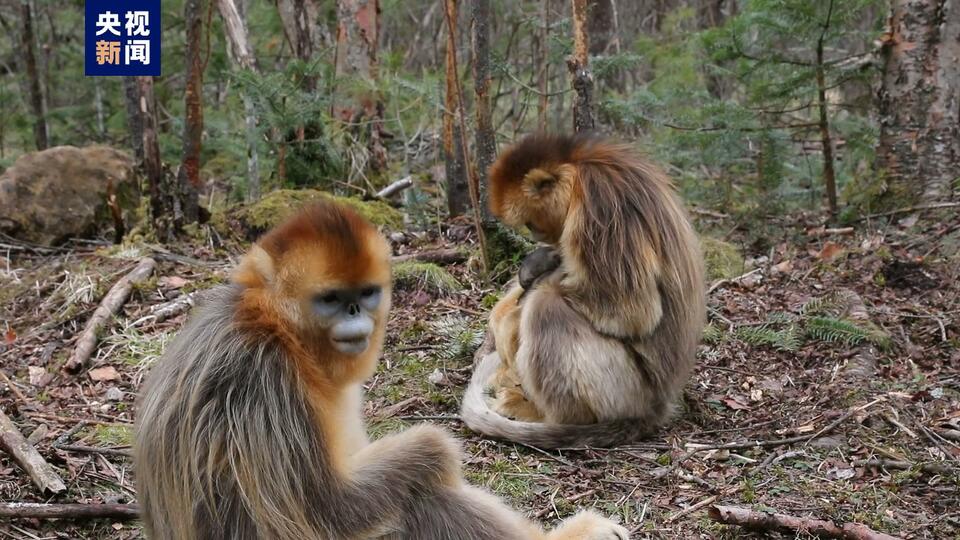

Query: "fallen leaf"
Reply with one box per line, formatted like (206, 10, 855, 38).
(427, 368, 446, 386)
(817, 242, 845, 262)
(771, 260, 794, 275)
(4, 328, 15, 344)
(88, 366, 120, 382)
(159, 276, 189, 289)
(722, 395, 751, 410)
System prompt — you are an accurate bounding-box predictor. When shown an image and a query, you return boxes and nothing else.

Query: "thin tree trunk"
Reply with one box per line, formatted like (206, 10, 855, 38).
(877, 0, 960, 203)
(137, 76, 171, 240)
(177, 0, 206, 227)
(472, 0, 495, 222)
(123, 77, 145, 164)
(537, 0, 549, 131)
(815, 0, 837, 215)
(218, 0, 261, 201)
(20, 0, 47, 150)
(333, 0, 387, 173)
(93, 78, 105, 140)
(443, 0, 469, 217)
(443, 0, 489, 272)
(569, 0, 595, 132)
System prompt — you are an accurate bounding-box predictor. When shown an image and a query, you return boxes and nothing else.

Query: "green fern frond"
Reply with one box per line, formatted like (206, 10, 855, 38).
(765, 311, 796, 325)
(393, 262, 462, 294)
(430, 315, 484, 362)
(735, 324, 801, 351)
(702, 322, 726, 345)
(801, 291, 852, 317)
(805, 316, 891, 349)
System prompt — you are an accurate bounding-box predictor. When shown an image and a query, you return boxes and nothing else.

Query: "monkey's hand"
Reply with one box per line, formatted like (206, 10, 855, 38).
(518, 246, 562, 292)
(547, 510, 629, 540)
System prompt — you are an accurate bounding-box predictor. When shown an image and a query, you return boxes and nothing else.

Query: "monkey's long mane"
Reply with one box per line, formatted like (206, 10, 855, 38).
(567, 138, 688, 306)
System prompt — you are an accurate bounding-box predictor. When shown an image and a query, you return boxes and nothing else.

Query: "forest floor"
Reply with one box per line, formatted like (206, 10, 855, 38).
(0, 209, 958, 539)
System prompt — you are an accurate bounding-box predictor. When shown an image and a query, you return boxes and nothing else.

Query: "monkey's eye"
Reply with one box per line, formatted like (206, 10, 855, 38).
(360, 286, 380, 298)
(316, 292, 339, 305)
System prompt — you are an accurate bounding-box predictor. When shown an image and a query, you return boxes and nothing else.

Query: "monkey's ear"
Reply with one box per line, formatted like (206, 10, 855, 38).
(235, 245, 276, 285)
(523, 168, 557, 196)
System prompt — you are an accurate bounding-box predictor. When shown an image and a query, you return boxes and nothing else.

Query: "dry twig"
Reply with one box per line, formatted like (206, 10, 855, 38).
(0, 409, 66, 494)
(391, 249, 466, 265)
(708, 504, 902, 539)
(0, 502, 140, 520)
(64, 257, 156, 373)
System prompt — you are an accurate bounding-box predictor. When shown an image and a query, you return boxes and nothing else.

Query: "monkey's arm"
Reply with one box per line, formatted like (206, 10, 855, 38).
(330, 425, 465, 534)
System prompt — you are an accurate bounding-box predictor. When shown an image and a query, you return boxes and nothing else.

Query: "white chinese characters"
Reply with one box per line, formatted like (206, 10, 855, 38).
(125, 11, 150, 37)
(95, 11, 121, 36)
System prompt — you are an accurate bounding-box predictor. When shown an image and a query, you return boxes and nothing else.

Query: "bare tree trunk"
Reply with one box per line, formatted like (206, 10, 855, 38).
(877, 0, 960, 203)
(587, 0, 614, 55)
(569, 0, 595, 132)
(93, 79, 105, 140)
(137, 77, 172, 240)
(443, 0, 469, 217)
(537, 0, 550, 131)
(472, 0, 495, 222)
(20, 0, 47, 150)
(815, 0, 837, 215)
(276, 0, 332, 91)
(123, 77, 144, 164)
(333, 0, 387, 172)
(177, 0, 206, 227)
(218, 0, 261, 201)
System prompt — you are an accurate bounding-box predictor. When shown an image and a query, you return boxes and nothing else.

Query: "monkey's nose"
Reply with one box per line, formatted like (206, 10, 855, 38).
(347, 303, 361, 316)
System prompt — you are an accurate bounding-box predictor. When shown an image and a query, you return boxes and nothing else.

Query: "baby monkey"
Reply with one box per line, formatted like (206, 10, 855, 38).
(134, 200, 628, 539)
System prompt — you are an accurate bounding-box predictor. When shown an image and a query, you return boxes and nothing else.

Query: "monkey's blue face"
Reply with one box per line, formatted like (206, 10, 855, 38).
(312, 285, 383, 355)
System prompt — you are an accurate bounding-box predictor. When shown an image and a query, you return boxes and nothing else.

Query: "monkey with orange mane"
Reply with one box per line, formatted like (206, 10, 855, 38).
(462, 133, 706, 449)
(134, 199, 629, 539)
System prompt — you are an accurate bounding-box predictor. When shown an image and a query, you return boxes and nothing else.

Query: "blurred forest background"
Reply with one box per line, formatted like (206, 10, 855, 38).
(0, 0, 955, 233)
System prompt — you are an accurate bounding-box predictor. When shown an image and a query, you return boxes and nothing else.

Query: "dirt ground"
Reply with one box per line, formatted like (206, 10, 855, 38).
(1, 210, 958, 539)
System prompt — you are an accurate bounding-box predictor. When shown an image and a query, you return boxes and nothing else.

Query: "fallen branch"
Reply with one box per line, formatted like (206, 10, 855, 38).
(708, 505, 902, 540)
(0, 409, 66, 494)
(807, 226, 855, 237)
(54, 444, 132, 458)
(666, 494, 718, 523)
(707, 268, 762, 294)
(0, 369, 28, 403)
(376, 175, 414, 199)
(132, 291, 198, 327)
(64, 257, 157, 373)
(0, 502, 140, 520)
(853, 459, 952, 476)
(391, 249, 466, 265)
(855, 201, 960, 222)
(684, 398, 882, 452)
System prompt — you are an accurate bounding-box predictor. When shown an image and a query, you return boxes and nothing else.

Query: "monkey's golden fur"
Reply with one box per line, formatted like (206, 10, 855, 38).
(461, 133, 706, 448)
(134, 200, 628, 539)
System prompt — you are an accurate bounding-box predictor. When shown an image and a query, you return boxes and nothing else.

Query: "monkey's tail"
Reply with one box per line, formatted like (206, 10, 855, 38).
(460, 352, 660, 449)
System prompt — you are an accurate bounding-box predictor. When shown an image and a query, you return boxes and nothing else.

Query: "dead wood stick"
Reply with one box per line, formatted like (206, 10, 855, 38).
(666, 494, 719, 523)
(853, 459, 952, 476)
(708, 505, 902, 540)
(0, 409, 66, 494)
(684, 398, 882, 452)
(64, 257, 156, 373)
(0, 369, 28, 402)
(391, 249, 466, 265)
(854, 201, 960, 222)
(132, 291, 198, 327)
(376, 175, 414, 198)
(0, 502, 140, 520)
(807, 226, 855, 237)
(54, 444, 132, 458)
